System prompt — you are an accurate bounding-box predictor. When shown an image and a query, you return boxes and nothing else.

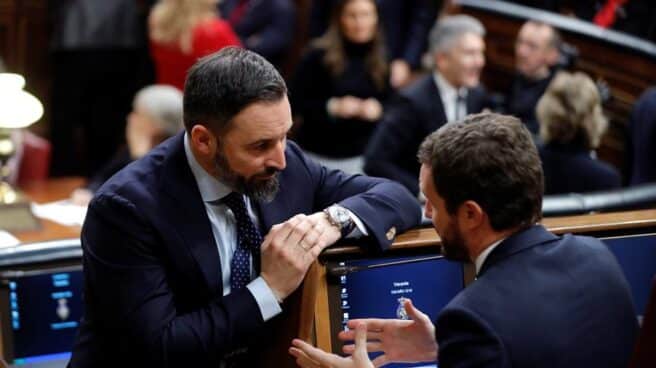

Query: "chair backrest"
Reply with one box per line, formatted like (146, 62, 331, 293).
(629, 276, 656, 368)
(17, 131, 51, 186)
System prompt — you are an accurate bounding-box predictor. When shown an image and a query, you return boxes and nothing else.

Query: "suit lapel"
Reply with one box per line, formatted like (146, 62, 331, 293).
(478, 225, 558, 277)
(159, 133, 223, 296)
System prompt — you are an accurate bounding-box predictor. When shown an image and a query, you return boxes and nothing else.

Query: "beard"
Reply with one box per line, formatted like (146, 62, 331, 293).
(439, 218, 470, 262)
(213, 150, 280, 203)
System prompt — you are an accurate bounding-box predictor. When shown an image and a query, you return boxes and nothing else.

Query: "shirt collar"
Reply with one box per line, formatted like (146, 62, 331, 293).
(184, 132, 232, 203)
(433, 72, 467, 102)
(474, 237, 506, 275)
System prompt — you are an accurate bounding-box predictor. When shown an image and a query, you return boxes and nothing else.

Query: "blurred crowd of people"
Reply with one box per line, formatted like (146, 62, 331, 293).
(36, 0, 656, 202)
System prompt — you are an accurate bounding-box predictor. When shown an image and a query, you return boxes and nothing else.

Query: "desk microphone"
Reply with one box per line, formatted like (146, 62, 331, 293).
(328, 255, 444, 277)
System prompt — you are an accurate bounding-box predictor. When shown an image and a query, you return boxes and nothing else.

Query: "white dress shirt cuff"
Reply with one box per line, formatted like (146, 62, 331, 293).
(246, 277, 283, 322)
(345, 209, 368, 238)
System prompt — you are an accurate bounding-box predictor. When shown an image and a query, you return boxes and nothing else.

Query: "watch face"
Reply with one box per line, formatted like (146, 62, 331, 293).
(333, 207, 350, 223)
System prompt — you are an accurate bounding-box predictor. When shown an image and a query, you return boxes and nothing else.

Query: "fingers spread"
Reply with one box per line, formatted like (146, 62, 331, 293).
(289, 347, 321, 368)
(291, 339, 339, 367)
(343, 341, 382, 355)
(346, 318, 388, 332)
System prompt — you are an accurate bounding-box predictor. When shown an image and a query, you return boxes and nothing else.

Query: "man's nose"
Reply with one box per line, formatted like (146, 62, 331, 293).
(267, 140, 286, 170)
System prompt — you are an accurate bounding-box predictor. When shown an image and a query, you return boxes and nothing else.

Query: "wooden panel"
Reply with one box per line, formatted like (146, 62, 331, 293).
(15, 0, 51, 134)
(322, 209, 656, 257)
(305, 209, 656, 352)
(542, 209, 656, 235)
(298, 261, 322, 342)
(312, 263, 332, 352)
(0, 0, 51, 135)
(0, 1, 16, 70)
(282, 0, 312, 79)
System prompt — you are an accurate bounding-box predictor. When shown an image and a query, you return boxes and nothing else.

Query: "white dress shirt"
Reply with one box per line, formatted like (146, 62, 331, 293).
(474, 237, 506, 276)
(434, 72, 468, 123)
(183, 134, 369, 322)
(184, 135, 282, 321)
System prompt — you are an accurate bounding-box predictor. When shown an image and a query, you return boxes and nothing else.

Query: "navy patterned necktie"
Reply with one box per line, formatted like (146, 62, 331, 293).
(223, 192, 263, 291)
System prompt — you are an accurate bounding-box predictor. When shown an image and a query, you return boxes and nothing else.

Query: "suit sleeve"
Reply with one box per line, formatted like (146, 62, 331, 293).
(81, 193, 265, 366)
(436, 307, 509, 368)
(288, 141, 421, 251)
(400, 0, 437, 68)
(364, 97, 424, 196)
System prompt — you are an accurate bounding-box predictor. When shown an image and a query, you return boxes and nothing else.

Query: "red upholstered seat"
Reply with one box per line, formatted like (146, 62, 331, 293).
(17, 131, 51, 186)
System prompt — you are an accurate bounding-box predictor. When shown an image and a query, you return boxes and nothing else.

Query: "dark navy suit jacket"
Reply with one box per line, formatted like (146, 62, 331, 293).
(68, 133, 420, 367)
(627, 87, 656, 185)
(539, 142, 621, 195)
(436, 225, 638, 368)
(364, 75, 488, 195)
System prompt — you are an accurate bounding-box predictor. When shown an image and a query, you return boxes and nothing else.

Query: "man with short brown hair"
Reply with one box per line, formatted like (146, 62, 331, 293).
(291, 113, 638, 368)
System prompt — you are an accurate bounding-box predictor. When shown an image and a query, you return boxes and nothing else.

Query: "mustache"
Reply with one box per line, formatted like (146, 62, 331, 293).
(253, 166, 280, 179)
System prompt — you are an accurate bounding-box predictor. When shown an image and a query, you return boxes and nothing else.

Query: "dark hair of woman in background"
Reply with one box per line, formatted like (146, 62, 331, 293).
(291, 0, 391, 173)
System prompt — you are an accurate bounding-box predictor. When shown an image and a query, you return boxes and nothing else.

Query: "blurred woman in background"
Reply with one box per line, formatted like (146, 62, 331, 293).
(291, 0, 391, 174)
(149, 0, 241, 90)
(537, 71, 621, 194)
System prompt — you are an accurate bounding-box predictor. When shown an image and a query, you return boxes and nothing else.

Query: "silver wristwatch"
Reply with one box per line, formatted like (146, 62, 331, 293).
(323, 204, 356, 237)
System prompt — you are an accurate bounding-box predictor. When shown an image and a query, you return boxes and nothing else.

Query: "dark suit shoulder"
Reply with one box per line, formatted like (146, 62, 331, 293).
(399, 74, 436, 103)
(436, 304, 508, 368)
(469, 85, 489, 107)
(394, 74, 443, 129)
(539, 144, 621, 194)
(439, 231, 636, 367)
(95, 138, 171, 200)
(88, 135, 184, 238)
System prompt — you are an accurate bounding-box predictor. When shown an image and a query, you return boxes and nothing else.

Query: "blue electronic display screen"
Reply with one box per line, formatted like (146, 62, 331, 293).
(602, 233, 656, 317)
(334, 255, 463, 368)
(4, 268, 83, 366)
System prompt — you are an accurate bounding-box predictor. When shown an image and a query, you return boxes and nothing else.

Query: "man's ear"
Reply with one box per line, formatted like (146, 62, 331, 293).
(458, 200, 485, 231)
(434, 51, 449, 73)
(190, 125, 216, 157)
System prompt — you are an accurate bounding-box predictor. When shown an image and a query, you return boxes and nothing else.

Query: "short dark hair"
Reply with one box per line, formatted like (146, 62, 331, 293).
(417, 113, 543, 231)
(183, 47, 288, 133)
(525, 20, 562, 49)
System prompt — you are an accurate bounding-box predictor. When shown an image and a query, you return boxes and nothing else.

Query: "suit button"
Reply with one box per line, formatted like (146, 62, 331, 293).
(386, 227, 396, 241)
